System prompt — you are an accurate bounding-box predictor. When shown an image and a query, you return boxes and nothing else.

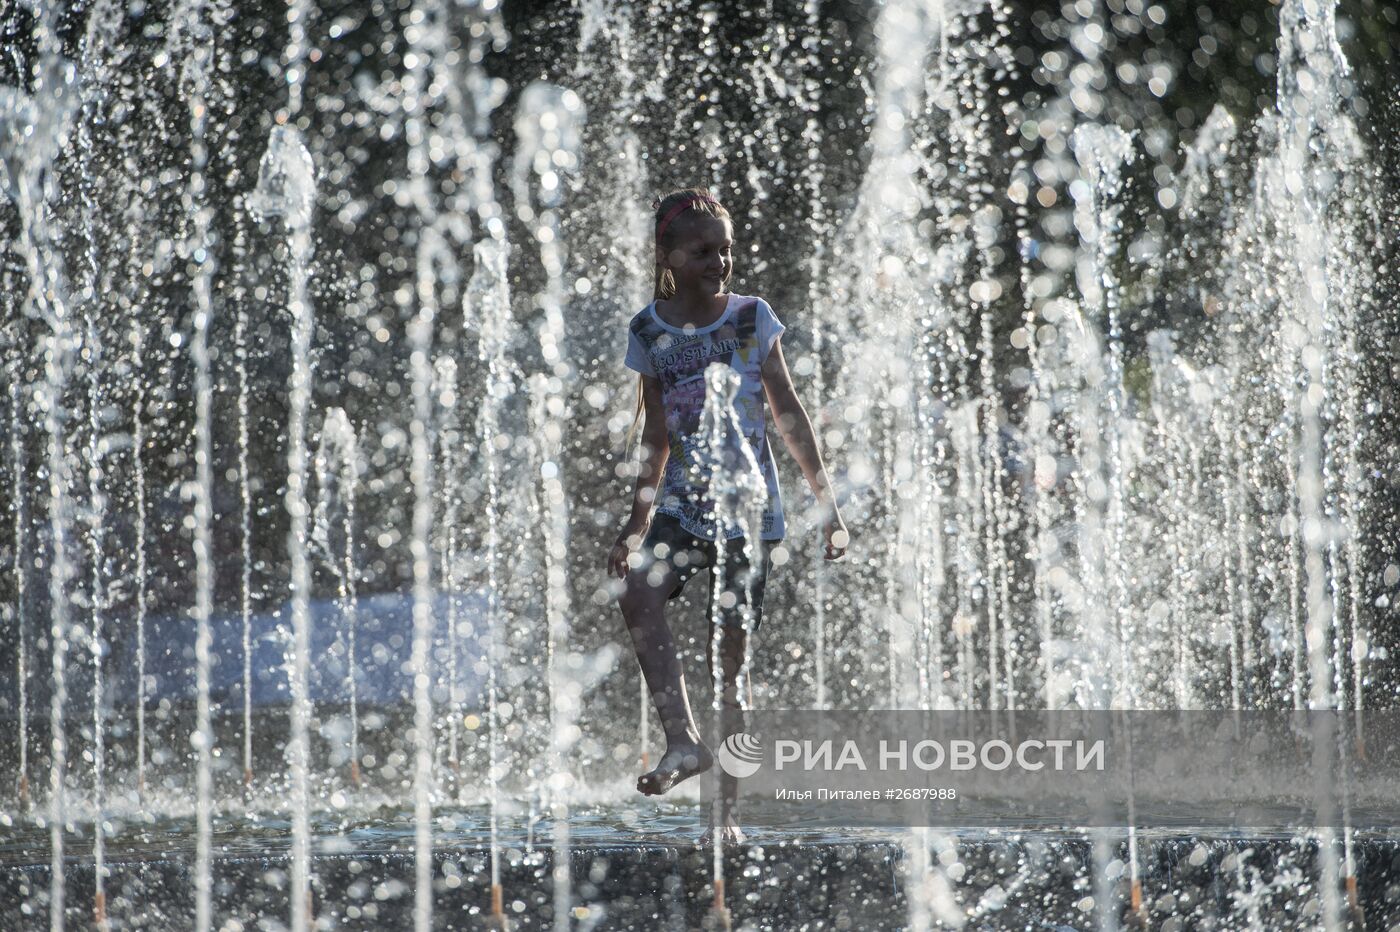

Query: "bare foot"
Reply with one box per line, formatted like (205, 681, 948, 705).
(638, 741, 713, 796)
(699, 812, 746, 845)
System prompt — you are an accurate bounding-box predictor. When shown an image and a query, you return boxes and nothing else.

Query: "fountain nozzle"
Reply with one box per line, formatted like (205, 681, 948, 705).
(705, 878, 732, 931)
(1346, 874, 1366, 929)
(484, 882, 512, 930)
(1122, 878, 1149, 928)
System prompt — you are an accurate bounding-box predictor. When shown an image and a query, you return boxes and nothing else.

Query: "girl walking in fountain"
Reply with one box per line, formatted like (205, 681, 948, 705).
(606, 187, 848, 841)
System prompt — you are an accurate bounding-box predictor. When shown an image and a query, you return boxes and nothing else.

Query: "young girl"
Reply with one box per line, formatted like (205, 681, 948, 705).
(606, 187, 848, 838)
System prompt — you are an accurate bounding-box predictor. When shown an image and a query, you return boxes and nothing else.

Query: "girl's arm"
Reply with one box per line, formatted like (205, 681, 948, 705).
(621, 372, 669, 540)
(761, 338, 849, 559)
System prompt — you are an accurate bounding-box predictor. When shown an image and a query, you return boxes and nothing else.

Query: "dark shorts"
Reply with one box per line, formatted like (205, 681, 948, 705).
(635, 513, 781, 631)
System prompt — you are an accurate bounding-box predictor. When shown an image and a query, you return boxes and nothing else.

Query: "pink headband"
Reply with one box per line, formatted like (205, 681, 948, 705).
(654, 193, 720, 242)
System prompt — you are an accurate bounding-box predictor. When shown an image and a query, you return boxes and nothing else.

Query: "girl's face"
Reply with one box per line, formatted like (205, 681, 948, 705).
(660, 215, 733, 295)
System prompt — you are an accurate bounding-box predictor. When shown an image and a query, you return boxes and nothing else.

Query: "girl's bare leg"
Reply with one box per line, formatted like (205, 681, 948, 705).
(620, 567, 713, 794)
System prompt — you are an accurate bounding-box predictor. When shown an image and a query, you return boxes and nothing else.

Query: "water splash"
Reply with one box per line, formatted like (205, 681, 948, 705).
(248, 120, 318, 932)
(129, 323, 150, 801)
(527, 373, 580, 932)
(431, 359, 463, 795)
(8, 383, 29, 808)
(697, 363, 768, 924)
(1, 11, 82, 927)
(314, 407, 361, 786)
(169, 0, 222, 922)
(0, 0, 1390, 927)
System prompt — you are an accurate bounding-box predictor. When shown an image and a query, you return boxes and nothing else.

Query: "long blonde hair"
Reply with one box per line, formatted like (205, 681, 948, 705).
(625, 187, 733, 450)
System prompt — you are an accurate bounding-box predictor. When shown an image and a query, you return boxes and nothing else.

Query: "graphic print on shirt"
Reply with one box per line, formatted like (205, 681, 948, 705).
(624, 294, 787, 541)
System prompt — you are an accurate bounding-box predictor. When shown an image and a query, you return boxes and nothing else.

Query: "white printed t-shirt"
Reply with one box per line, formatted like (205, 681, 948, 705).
(624, 292, 786, 541)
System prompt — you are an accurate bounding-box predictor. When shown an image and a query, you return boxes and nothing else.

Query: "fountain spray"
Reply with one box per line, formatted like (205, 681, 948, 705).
(72, 4, 127, 926)
(528, 374, 580, 932)
(695, 364, 769, 930)
(434, 360, 462, 792)
(128, 322, 151, 803)
(166, 0, 225, 924)
(467, 228, 517, 929)
(500, 77, 583, 931)
(0, 9, 81, 925)
(8, 382, 29, 808)
(247, 113, 318, 932)
(219, 46, 257, 797)
(314, 408, 361, 787)
(513, 77, 583, 929)
(236, 282, 254, 796)
(1273, 0, 1361, 925)
(244, 0, 318, 925)
(399, 4, 457, 925)
(84, 308, 110, 932)
(1071, 120, 1148, 930)
(407, 239, 441, 932)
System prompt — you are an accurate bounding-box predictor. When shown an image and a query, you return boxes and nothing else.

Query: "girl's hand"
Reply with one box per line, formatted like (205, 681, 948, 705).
(609, 522, 649, 579)
(823, 511, 849, 562)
